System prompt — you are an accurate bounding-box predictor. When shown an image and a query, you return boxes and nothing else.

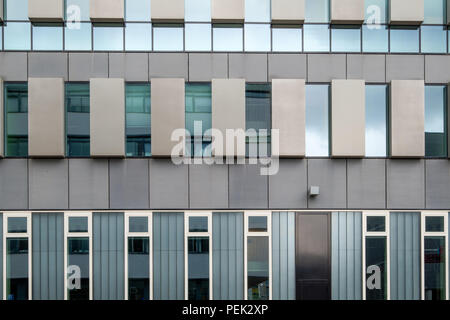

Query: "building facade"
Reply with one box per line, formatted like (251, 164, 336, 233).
(0, 0, 449, 301)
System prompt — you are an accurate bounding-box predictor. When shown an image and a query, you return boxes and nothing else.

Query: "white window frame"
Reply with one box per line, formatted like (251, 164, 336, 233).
(421, 212, 449, 300)
(362, 211, 390, 300)
(2, 212, 32, 300)
(124, 211, 153, 300)
(64, 212, 93, 301)
(244, 211, 272, 301)
(184, 211, 213, 300)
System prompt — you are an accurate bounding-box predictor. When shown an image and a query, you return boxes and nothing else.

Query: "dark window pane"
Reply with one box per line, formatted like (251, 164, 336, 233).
(424, 237, 446, 300)
(5, 83, 28, 157)
(248, 216, 267, 232)
(365, 85, 388, 157)
(306, 85, 329, 157)
(189, 217, 208, 232)
(247, 236, 269, 300)
(126, 84, 151, 157)
(365, 236, 387, 300)
(69, 217, 88, 232)
(188, 237, 210, 300)
(128, 237, 150, 300)
(67, 237, 89, 300)
(366, 216, 385, 232)
(7, 217, 27, 233)
(129, 217, 148, 233)
(66, 83, 90, 157)
(425, 86, 447, 158)
(426, 217, 445, 233)
(6, 238, 28, 300)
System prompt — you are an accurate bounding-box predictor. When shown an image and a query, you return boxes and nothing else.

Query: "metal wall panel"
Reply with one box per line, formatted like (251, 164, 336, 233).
(390, 212, 421, 300)
(32, 213, 64, 300)
(212, 212, 244, 300)
(272, 212, 296, 300)
(93, 212, 125, 300)
(153, 212, 184, 300)
(331, 211, 362, 300)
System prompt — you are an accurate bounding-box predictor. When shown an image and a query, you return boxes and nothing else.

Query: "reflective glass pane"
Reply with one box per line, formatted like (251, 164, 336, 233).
(67, 237, 90, 300)
(365, 85, 388, 157)
(245, 24, 271, 51)
(305, 0, 330, 23)
(424, 237, 446, 300)
(189, 217, 208, 232)
(93, 25, 124, 51)
(126, 84, 151, 157)
(69, 217, 88, 233)
(425, 86, 447, 158)
(128, 237, 150, 300)
(125, 23, 152, 51)
(272, 27, 302, 52)
(66, 83, 90, 157)
(364, 0, 388, 24)
(304, 24, 330, 52)
(213, 25, 243, 52)
(7, 217, 27, 233)
(6, 238, 28, 300)
(129, 217, 148, 233)
(185, 23, 211, 51)
(306, 85, 329, 157)
(126, 0, 151, 21)
(390, 27, 419, 53)
(362, 24, 388, 52)
(5, 83, 28, 157)
(366, 216, 385, 232)
(188, 237, 210, 300)
(65, 22, 92, 51)
(185, 0, 211, 22)
(365, 236, 387, 300)
(248, 216, 267, 232)
(246, 84, 271, 157)
(4, 22, 31, 50)
(247, 236, 269, 300)
(331, 26, 361, 52)
(5, 0, 29, 20)
(421, 26, 447, 54)
(153, 24, 184, 51)
(426, 217, 445, 233)
(245, 0, 271, 22)
(33, 24, 63, 51)
(66, 0, 90, 21)
(424, 0, 446, 24)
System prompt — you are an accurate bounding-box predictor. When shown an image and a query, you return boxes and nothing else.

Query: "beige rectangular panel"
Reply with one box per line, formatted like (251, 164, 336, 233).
(390, 80, 425, 157)
(272, 79, 305, 157)
(211, 0, 244, 22)
(28, 78, 65, 157)
(331, 0, 364, 24)
(151, 78, 185, 157)
(90, 78, 125, 157)
(0, 79, 3, 157)
(212, 79, 246, 157)
(90, 0, 124, 22)
(151, 0, 184, 22)
(390, 0, 424, 25)
(331, 80, 365, 157)
(271, 0, 305, 24)
(28, 0, 64, 22)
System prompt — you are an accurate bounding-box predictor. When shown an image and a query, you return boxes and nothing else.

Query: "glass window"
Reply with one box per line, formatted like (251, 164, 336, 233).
(67, 237, 90, 300)
(189, 217, 208, 232)
(6, 238, 29, 300)
(213, 24, 243, 52)
(248, 216, 267, 232)
(185, 23, 211, 51)
(306, 85, 329, 157)
(7, 217, 27, 233)
(272, 26, 302, 52)
(421, 26, 447, 54)
(65, 22, 92, 51)
(365, 236, 387, 300)
(153, 24, 184, 51)
(247, 237, 269, 300)
(66, 83, 90, 157)
(128, 237, 150, 300)
(185, 0, 211, 22)
(4, 22, 31, 50)
(126, 84, 151, 157)
(93, 24, 124, 51)
(364, 0, 388, 24)
(390, 27, 420, 53)
(245, 24, 271, 52)
(245, 0, 271, 22)
(246, 84, 271, 158)
(188, 237, 210, 300)
(367, 216, 385, 232)
(365, 85, 388, 157)
(362, 24, 388, 52)
(5, 83, 28, 157)
(129, 217, 148, 233)
(424, 237, 446, 300)
(185, 83, 212, 157)
(69, 217, 88, 232)
(32, 24, 63, 51)
(424, 0, 446, 24)
(125, 0, 151, 21)
(66, 0, 90, 21)
(125, 23, 152, 51)
(5, 0, 29, 20)
(305, 0, 330, 23)
(331, 26, 361, 52)
(426, 217, 445, 232)
(425, 86, 447, 158)
(304, 24, 330, 52)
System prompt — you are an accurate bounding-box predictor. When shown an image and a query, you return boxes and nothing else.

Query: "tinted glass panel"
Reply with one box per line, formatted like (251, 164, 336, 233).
(424, 0, 446, 24)
(185, 23, 212, 51)
(189, 217, 208, 232)
(426, 217, 445, 233)
(4, 22, 31, 51)
(246, 84, 271, 157)
(6, 238, 28, 300)
(213, 25, 243, 52)
(424, 237, 446, 300)
(304, 24, 330, 52)
(153, 24, 184, 51)
(186, 0, 211, 22)
(126, 0, 151, 21)
(188, 237, 210, 300)
(7, 217, 27, 233)
(126, 84, 151, 157)
(247, 236, 269, 300)
(331, 26, 361, 52)
(305, 0, 330, 23)
(67, 237, 89, 300)
(33, 24, 63, 51)
(66, 83, 90, 157)
(365, 85, 388, 157)
(245, 24, 271, 52)
(364, 0, 388, 24)
(65, 22, 92, 51)
(425, 86, 447, 158)
(66, 0, 90, 21)
(248, 216, 267, 232)
(125, 23, 152, 51)
(5, 0, 29, 20)
(366, 216, 385, 232)
(362, 25, 388, 52)
(306, 85, 329, 157)
(390, 27, 419, 53)
(421, 26, 447, 53)
(129, 217, 148, 233)
(365, 236, 387, 300)
(245, 0, 271, 22)
(272, 27, 302, 52)
(93, 25, 124, 51)
(69, 217, 88, 233)
(5, 83, 28, 157)
(128, 237, 150, 300)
